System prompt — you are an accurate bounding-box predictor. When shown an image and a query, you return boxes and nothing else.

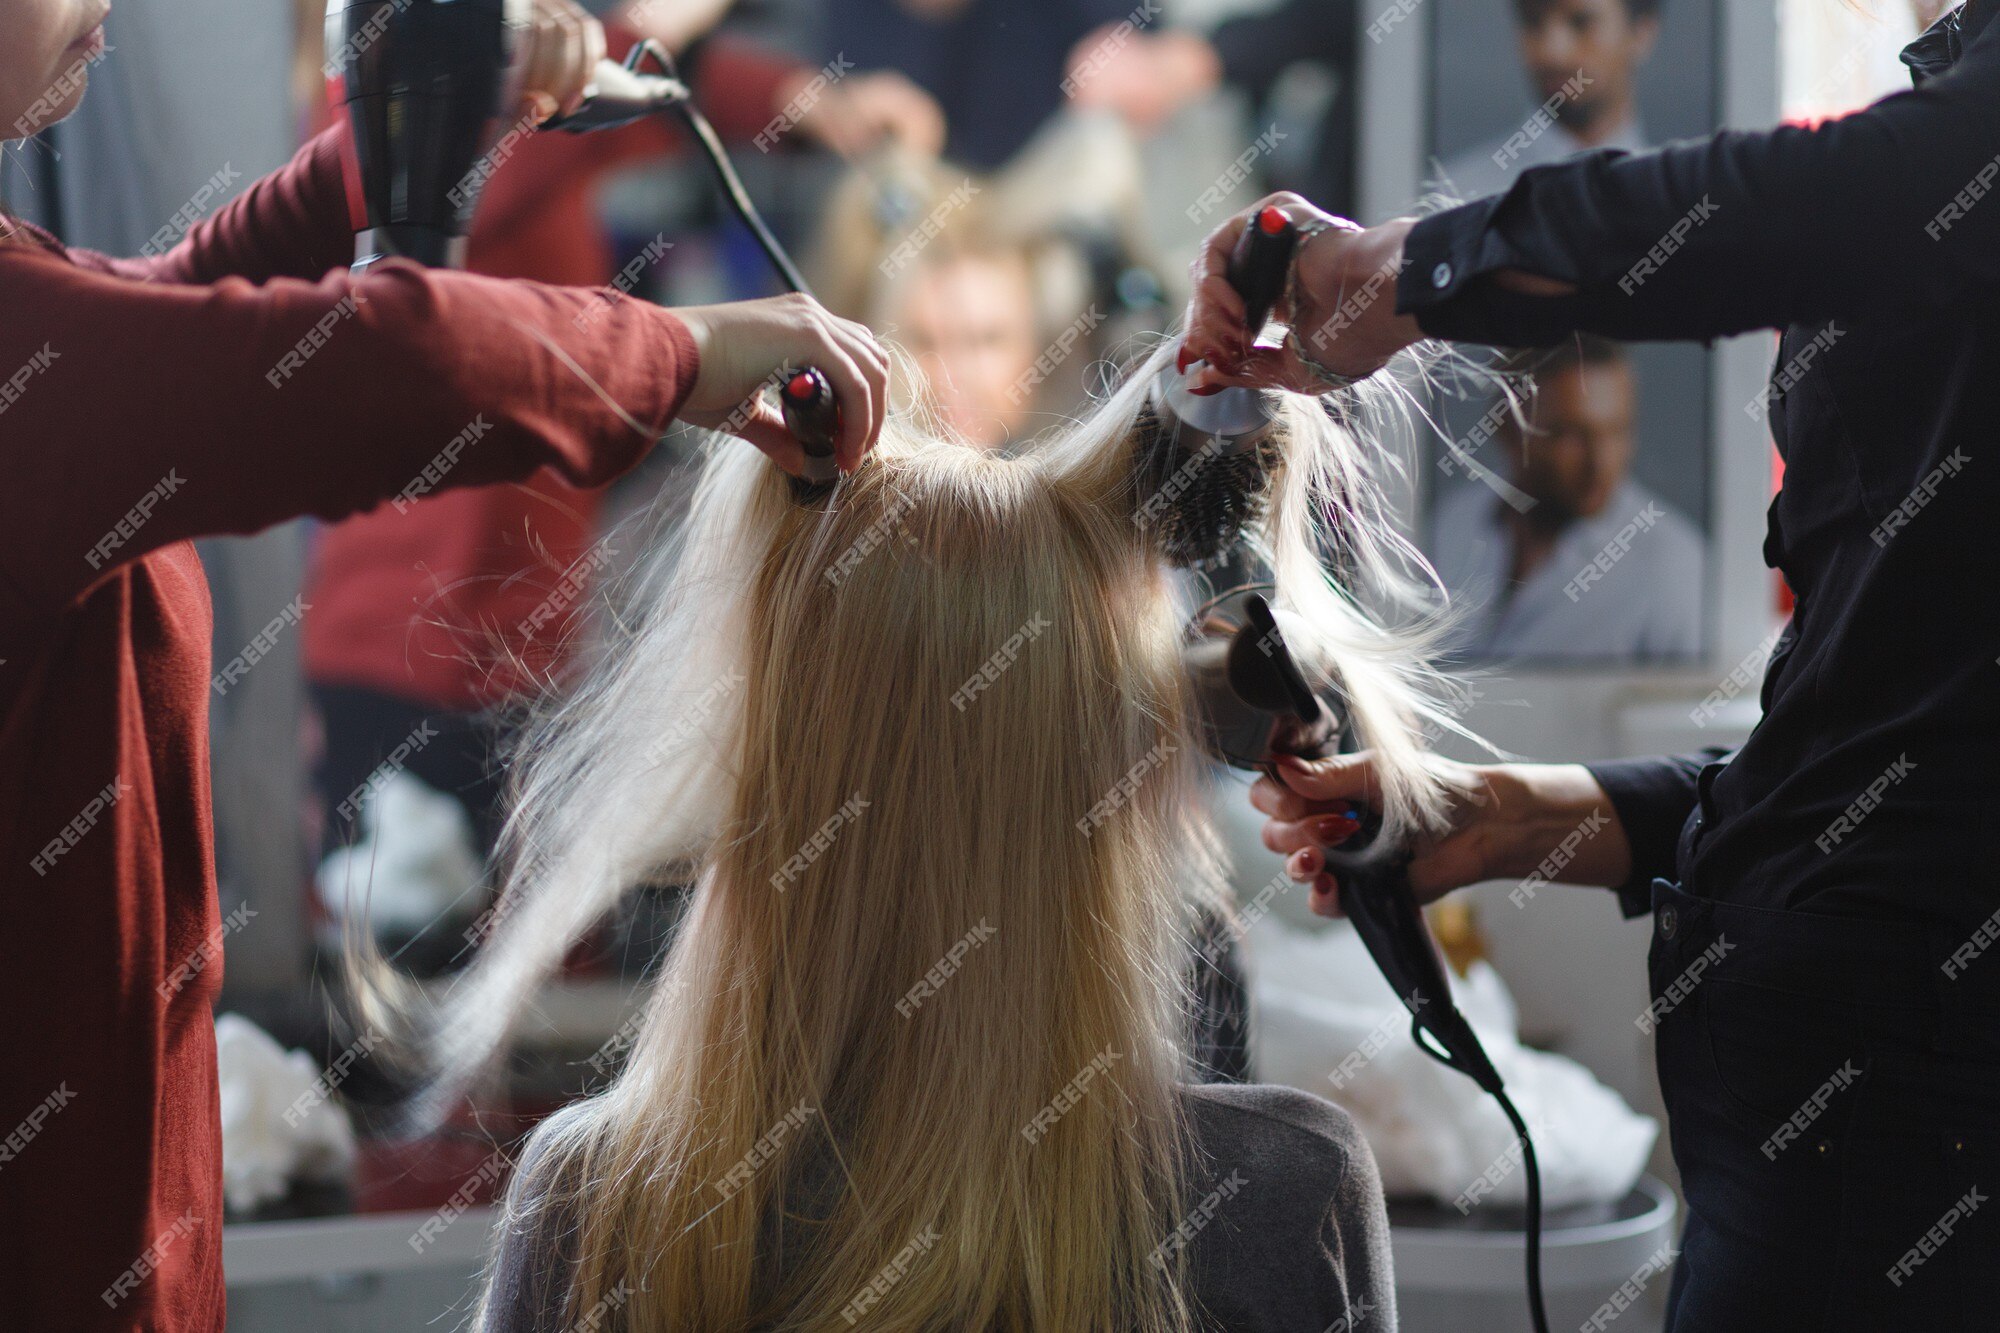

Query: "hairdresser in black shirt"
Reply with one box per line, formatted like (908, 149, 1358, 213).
(1189, 4, 2000, 1329)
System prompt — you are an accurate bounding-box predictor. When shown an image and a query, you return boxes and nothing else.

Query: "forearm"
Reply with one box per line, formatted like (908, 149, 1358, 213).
(1478, 763, 1635, 891)
(0, 251, 697, 634)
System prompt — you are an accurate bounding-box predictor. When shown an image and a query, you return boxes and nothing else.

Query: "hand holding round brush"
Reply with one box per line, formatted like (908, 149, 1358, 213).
(1181, 193, 1424, 395)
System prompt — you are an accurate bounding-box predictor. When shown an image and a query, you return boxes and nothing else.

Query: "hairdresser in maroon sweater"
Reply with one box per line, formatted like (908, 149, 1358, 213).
(0, 1, 885, 1327)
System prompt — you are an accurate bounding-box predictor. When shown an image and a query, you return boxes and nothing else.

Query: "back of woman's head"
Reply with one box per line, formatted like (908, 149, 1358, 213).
(364, 344, 1462, 1331)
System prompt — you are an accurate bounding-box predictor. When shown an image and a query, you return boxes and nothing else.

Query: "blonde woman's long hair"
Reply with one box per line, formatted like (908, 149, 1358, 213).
(372, 342, 1461, 1331)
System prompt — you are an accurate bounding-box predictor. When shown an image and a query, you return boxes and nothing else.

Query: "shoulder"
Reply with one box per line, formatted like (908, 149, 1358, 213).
(1174, 1084, 1394, 1332)
(1180, 1081, 1373, 1192)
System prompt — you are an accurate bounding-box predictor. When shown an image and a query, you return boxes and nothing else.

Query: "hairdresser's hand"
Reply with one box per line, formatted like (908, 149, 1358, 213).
(520, 0, 609, 124)
(1251, 753, 1633, 917)
(794, 71, 947, 160)
(674, 293, 890, 474)
(1181, 193, 1423, 394)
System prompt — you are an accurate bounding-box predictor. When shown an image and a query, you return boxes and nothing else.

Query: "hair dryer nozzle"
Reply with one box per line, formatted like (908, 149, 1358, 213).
(328, 0, 530, 272)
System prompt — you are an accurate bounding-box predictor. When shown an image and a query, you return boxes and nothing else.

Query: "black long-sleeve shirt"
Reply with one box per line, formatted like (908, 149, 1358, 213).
(1396, 3, 2000, 931)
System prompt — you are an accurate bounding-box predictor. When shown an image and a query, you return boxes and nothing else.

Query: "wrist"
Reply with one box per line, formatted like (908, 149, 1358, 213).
(1477, 762, 1632, 887)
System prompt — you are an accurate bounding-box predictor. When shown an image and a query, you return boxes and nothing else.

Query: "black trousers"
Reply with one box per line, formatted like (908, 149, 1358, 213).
(1647, 879, 2000, 1330)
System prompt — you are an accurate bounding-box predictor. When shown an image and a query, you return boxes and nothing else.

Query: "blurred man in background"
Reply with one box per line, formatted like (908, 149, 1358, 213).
(1431, 336, 1704, 661)
(1440, 0, 1660, 198)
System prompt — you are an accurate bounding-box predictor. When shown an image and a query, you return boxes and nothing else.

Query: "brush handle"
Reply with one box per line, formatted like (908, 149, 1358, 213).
(780, 366, 841, 485)
(1227, 206, 1300, 339)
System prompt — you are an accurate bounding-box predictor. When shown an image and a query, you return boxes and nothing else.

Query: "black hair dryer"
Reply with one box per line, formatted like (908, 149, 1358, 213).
(325, 0, 694, 276)
(1184, 586, 1503, 1095)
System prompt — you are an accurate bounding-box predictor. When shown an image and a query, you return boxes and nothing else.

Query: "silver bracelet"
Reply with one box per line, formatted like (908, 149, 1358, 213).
(1282, 217, 1364, 394)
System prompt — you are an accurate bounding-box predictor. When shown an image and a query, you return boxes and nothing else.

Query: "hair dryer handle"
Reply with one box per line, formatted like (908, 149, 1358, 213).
(780, 367, 841, 488)
(1325, 838, 1505, 1095)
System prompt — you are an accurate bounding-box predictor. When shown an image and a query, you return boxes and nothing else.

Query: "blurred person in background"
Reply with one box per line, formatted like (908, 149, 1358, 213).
(1067, 0, 1365, 217)
(1431, 335, 1703, 661)
(1440, 0, 1661, 199)
(810, 120, 1153, 448)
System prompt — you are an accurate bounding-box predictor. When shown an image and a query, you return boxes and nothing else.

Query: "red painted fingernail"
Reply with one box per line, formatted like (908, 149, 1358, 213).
(1176, 344, 1193, 374)
(1286, 850, 1313, 879)
(1189, 383, 1225, 397)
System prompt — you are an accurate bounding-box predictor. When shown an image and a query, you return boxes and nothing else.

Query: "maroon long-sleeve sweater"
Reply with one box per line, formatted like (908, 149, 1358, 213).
(0, 127, 698, 1331)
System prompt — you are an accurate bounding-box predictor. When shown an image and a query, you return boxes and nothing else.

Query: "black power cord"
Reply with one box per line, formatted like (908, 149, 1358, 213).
(616, 40, 813, 298)
(1412, 1018, 1550, 1333)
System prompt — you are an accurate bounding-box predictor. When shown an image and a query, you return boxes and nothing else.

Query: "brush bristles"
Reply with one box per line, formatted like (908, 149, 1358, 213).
(1133, 404, 1288, 569)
